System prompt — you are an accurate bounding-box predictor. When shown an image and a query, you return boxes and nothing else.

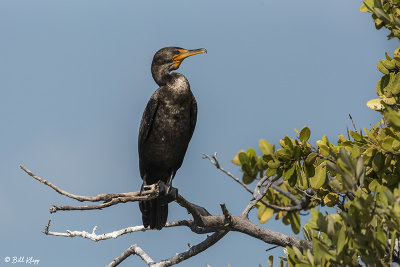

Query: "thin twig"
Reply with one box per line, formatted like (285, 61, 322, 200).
(242, 176, 273, 217)
(203, 154, 305, 212)
(153, 231, 229, 267)
(271, 184, 301, 205)
(106, 244, 155, 267)
(20, 164, 158, 203)
(44, 221, 194, 241)
(49, 194, 158, 214)
(349, 114, 357, 132)
(202, 153, 254, 195)
(265, 245, 279, 252)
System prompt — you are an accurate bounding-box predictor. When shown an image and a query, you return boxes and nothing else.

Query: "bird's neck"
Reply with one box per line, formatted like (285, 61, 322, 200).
(152, 64, 173, 86)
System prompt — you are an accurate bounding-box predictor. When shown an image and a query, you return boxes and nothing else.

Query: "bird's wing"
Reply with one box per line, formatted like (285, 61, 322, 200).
(138, 94, 159, 147)
(190, 94, 197, 138)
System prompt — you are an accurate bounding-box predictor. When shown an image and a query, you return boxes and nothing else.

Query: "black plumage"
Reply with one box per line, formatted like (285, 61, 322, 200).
(138, 47, 206, 229)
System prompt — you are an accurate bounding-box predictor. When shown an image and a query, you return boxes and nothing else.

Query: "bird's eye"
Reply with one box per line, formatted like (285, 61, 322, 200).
(174, 50, 180, 54)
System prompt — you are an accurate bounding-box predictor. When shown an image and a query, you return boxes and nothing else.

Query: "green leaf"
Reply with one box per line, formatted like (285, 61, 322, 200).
(355, 157, 365, 186)
(268, 255, 273, 267)
(305, 152, 317, 166)
(247, 148, 257, 158)
(364, 0, 374, 10)
(299, 126, 311, 142)
(259, 207, 274, 224)
(283, 163, 296, 181)
(382, 137, 394, 151)
(259, 139, 275, 155)
(243, 173, 255, 184)
(350, 131, 362, 142)
(382, 96, 397, 105)
(289, 212, 301, 234)
(306, 249, 314, 267)
(242, 163, 252, 175)
(323, 193, 338, 207)
(372, 152, 385, 173)
(369, 179, 380, 192)
(238, 152, 248, 165)
(284, 136, 294, 150)
(257, 201, 266, 218)
(392, 139, 400, 150)
(275, 148, 292, 161)
(377, 60, 390, 74)
(377, 74, 390, 96)
(232, 152, 241, 166)
(381, 59, 396, 70)
(297, 169, 309, 190)
(292, 246, 303, 260)
(360, 3, 369, 12)
(267, 159, 280, 169)
(366, 98, 385, 111)
(337, 227, 346, 254)
(310, 164, 327, 189)
(384, 106, 400, 129)
(376, 225, 386, 245)
(288, 171, 297, 187)
(390, 231, 396, 256)
(319, 144, 330, 157)
(374, 7, 390, 21)
(389, 72, 400, 95)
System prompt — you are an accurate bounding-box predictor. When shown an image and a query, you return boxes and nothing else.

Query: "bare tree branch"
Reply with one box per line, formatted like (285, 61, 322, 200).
(43, 220, 194, 241)
(242, 176, 273, 217)
(20, 164, 159, 213)
(202, 153, 254, 195)
(152, 230, 228, 267)
(48, 193, 158, 213)
(21, 164, 311, 267)
(107, 244, 155, 267)
(20, 164, 158, 202)
(270, 184, 300, 204)
(106, 234, 231, 267)
(202, 154, 308, 212)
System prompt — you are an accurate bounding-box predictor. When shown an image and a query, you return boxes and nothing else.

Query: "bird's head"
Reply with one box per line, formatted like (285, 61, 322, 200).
(152, 47, 207, 71)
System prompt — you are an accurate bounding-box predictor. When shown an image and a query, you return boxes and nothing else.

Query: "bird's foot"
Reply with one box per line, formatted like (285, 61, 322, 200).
(158, 181, 178, 204)
(139, 184, 145, 196)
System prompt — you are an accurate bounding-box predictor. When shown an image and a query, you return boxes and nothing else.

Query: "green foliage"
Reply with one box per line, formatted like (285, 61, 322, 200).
(232, 33, 400, 267)
(360, 0, 400, 39)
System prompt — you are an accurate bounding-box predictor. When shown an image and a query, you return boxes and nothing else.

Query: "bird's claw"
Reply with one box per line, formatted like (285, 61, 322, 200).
(158, 181, 178, 204)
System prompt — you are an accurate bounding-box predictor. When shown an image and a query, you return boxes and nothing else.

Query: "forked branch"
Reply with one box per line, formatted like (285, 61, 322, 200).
(20, 162, 310, 267)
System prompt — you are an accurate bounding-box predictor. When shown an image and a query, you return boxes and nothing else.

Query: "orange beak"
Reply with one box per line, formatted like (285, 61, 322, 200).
(173, 48, 207, 68)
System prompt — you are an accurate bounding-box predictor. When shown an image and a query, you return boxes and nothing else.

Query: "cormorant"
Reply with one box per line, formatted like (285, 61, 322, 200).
(138, 47, 207, 229)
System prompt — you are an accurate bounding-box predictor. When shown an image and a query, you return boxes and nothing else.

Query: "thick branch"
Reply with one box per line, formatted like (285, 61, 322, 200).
(22, 163, 311, 266)
(200, 214, 311, 249)
(175, 194, 210, 226)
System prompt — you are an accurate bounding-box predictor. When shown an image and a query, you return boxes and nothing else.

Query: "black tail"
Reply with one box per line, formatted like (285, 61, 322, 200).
(139, 197, 168, 230)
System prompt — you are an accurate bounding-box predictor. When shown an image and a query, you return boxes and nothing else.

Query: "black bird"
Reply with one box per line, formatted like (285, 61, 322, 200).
(138, 47, 207, 229)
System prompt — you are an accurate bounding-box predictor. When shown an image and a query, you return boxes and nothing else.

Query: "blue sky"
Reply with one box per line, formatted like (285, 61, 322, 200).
(0, 0, 398, 266)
